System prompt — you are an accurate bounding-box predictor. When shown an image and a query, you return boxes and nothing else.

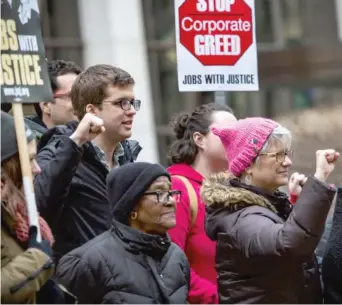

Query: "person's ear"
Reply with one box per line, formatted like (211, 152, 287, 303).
(246, 161, 258, 177)
(193, 132, 204, 149)
(86, 104, 103, 116)
(41, 102, 51, 115)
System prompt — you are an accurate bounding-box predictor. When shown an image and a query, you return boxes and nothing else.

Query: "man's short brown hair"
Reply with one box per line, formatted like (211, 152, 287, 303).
(71, 64, 135, 120)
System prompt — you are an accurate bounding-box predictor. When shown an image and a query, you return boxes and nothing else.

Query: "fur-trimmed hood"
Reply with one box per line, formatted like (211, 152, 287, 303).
(201, 172, 279, 213)
(201, 172, 292, 241)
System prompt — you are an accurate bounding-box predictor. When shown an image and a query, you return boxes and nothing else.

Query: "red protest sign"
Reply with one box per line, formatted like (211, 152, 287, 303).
(179, 0, 253, 66)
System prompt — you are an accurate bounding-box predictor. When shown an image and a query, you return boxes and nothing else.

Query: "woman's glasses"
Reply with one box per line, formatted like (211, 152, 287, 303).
(144, 190, 181, 204)
(259, 150, 294, 163)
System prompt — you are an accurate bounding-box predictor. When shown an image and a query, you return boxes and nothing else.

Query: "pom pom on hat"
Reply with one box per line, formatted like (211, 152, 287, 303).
(212, 117, 278, 176)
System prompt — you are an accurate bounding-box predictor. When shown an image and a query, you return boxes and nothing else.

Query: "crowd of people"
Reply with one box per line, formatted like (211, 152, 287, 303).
(1, 59, 341, 304)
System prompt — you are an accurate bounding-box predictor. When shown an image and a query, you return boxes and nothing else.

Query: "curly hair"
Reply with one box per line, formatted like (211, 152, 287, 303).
(34, 59, 82, 118)
(168, 103, 233, 165)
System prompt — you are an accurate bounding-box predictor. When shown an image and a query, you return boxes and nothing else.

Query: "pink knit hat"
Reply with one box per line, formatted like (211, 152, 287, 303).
(212, 117, 279, 177)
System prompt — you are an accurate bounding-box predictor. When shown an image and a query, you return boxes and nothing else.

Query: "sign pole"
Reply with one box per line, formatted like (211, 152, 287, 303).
(12, 103, 41, 242)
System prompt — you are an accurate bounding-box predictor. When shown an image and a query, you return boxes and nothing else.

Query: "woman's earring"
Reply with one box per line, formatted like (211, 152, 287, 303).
(245, 174, 252, 185)
(130, 211, 137, 220)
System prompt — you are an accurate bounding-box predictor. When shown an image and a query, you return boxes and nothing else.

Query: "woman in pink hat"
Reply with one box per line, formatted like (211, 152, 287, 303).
(201, 117, 339, 304)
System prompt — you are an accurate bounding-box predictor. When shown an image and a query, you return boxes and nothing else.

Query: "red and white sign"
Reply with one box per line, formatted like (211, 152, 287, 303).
(175, 0, 259, 92)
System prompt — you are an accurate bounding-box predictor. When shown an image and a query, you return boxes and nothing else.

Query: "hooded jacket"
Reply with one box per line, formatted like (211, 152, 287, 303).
(202, 172, 335, 304)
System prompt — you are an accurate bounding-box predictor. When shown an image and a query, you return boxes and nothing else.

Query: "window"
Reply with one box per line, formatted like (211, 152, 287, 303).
(39, 0, 83, 67)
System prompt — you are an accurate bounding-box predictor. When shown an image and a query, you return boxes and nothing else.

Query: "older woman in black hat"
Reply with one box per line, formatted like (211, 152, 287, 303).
(56, 162, 190, 304)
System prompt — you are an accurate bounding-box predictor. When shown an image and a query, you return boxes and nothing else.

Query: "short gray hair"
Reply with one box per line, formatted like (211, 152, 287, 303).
(255, 125, 292, 164)
(260, 125, 292, 153)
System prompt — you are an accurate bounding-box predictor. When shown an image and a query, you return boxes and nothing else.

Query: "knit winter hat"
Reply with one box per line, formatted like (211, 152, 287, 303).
(1, 111, 35, 163)
(106, 162, 171, 224)
(212, 117, 279, 177)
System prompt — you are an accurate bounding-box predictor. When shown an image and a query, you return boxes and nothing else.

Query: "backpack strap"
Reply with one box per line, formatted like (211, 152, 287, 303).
(172, 175, 198, 226)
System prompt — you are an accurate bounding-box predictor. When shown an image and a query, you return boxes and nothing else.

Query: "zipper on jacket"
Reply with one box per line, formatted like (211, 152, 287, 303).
(10, 260, 54, 294)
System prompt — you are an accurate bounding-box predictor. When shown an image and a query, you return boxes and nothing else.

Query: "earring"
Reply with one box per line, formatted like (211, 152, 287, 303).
(130, 211, 137, 220)
(245, 174, 252, 185)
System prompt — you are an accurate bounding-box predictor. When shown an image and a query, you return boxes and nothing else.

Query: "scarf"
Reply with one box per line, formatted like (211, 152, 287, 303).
(13, 201, 54, 246)
(112, 219, 170, 258)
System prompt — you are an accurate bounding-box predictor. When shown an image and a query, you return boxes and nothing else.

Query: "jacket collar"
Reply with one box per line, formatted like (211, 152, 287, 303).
(111, 219, 171, 258)
(1, 202, 15, 232)
(202, 171, 292, 219)
(24, 116, 47, 139)
(168, 163, 203, 184)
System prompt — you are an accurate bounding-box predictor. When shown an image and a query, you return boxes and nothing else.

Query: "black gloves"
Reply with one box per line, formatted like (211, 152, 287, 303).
(28, 226, 53, 258)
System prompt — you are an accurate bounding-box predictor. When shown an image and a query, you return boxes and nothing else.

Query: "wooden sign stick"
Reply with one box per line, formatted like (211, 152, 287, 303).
(12, 103, 41, 242)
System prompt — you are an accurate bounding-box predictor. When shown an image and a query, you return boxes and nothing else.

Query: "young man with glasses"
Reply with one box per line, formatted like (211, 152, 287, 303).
(25, 59, 82, 140)
(34, 64, 142, 263)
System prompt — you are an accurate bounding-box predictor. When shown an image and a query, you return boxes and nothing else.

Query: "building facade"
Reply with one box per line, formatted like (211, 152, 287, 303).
(39, 0, 342, 165)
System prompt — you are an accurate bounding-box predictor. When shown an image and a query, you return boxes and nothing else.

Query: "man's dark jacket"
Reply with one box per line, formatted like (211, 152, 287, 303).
(25, 115, 47, 141)
(34, 121, 142, 263)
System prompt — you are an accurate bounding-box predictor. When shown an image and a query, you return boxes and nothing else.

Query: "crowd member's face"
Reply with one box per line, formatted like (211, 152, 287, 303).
(42, 73, 78, 126)
(1, 139, 41, 200)
(92, 84, 137, 143)
(246, 137, 293, 193)
(129, 176, 179, 235)
(195, 111, 237, 171)
(27, 139, 41, 176)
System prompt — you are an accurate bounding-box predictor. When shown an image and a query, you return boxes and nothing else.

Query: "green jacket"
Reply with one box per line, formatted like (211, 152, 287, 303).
(1, 204, 54, 304)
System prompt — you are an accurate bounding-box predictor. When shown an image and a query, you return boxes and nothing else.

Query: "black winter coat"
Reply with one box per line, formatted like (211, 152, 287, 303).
(24, 115, 48, 141)
(56, 220, 190, 304)
(202, 172, 335, 304)
(322, 187, 342, 304)
(34, 121, 142, 263)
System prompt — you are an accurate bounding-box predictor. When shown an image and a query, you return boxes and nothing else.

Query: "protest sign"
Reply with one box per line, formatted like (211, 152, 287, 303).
(175, 0, 259, 92)
(0, 0, 54, 241)
(1, 0, 53, 104)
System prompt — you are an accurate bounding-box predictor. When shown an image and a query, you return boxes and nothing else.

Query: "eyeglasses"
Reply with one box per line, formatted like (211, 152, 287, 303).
(53, 92, 71, 100)
(144, 190, 181, 204)
(103, 99, 141, 111)
(259, 150, 294, 163)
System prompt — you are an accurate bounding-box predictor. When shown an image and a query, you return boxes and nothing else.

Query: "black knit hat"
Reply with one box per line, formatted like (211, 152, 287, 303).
(1, 111, 35, 163)
(106, 162, 171, 224)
